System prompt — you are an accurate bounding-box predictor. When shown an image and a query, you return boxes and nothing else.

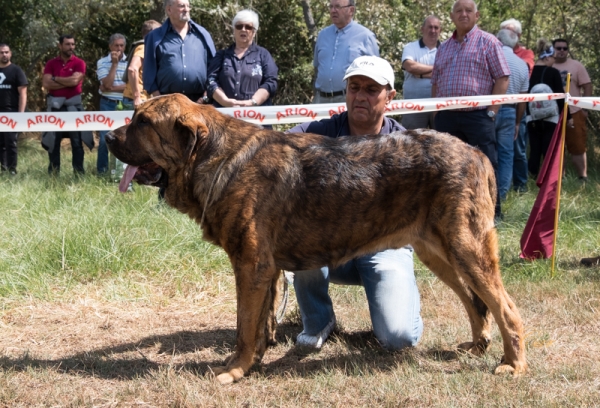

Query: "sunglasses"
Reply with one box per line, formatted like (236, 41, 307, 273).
(329, 4, 352, 10)
(555, 47, 568, 51)
(235, 24, 255, 31)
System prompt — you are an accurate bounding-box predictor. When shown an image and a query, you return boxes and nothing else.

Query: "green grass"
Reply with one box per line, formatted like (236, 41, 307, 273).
(1, 139, 232, 301)
(1, 138, 599, 406)
(4, 138, 599, 295)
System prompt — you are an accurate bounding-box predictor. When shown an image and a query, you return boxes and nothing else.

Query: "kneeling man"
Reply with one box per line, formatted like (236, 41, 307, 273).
(287, 56, 423, 350)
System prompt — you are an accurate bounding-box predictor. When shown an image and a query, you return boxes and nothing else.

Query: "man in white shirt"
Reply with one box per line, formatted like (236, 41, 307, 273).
(401, 15, 441, 129)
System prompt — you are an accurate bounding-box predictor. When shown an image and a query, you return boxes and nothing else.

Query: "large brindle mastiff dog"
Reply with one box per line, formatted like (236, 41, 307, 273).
(106, 94, 527, 384)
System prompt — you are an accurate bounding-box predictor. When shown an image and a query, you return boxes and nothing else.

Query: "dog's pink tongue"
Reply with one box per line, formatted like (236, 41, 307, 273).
(119, 165, 139, 193)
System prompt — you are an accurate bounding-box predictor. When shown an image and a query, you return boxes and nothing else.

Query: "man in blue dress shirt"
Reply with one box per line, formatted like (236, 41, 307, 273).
(143, 0, 216, 199)
(312, 0, 379, 104)
(143, 0, 216, 103)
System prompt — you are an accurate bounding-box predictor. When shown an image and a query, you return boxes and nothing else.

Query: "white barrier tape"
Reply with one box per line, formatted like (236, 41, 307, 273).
(0, 93, 569, 132)
(566, 96, 600, 111)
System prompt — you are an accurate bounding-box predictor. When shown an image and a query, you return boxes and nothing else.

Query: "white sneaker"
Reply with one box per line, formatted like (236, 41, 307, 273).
(296, 316, 336, 349)
(283, 271, 295, 284)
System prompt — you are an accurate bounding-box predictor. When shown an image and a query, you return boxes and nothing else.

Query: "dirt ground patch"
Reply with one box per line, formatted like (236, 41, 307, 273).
(1, 278, 599, 407)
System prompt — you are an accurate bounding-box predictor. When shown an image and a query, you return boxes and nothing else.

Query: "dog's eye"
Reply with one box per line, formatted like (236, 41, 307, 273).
(137, 116, 149, 125)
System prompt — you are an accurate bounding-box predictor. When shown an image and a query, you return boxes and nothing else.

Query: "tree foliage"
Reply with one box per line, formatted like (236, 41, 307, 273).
(1, 0, 599, 114)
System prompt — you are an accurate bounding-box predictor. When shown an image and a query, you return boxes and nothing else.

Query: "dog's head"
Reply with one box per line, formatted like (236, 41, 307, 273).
(106, 94, 213, 192)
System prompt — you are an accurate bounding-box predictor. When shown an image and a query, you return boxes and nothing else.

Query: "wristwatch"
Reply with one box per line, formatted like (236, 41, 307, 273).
(51, 76, 56, 82)
(201, 96, 210, 104)
(487, 110, 496, 119)
(251, 98, 258, 106)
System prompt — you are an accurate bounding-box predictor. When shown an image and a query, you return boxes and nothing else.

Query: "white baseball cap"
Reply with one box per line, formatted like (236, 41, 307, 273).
(343, 56, 395, 87)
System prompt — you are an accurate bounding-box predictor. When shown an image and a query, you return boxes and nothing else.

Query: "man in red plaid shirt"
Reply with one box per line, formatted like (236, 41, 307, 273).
(431, 0, 510, 221)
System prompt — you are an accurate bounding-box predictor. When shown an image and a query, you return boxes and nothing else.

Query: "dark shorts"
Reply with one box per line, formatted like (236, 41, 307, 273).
(565, 110, 587, 155)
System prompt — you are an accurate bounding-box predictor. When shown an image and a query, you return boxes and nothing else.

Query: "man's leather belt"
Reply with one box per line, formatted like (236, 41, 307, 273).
(100, 95, 120, 103)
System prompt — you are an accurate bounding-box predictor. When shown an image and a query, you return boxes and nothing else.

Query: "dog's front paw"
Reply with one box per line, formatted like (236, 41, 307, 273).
(457, 340, 488, 356)
(494, 358, 528, 376)
(210, 366, 245, 385)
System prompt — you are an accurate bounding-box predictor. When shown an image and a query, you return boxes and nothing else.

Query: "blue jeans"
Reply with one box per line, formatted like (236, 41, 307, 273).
(122, 97, 135, 110)
(293, 248, 423, 350)
(98, 96, 121, 173)
(513, 115, 528, 189)
(495, 106, 517, 200)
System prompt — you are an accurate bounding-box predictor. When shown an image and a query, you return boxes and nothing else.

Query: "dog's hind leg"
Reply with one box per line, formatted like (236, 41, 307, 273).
(211, 248, 280, 385)
(265, 270, 283, 346)
(413, 242, 494, 355)
(437, 229, 527, 376)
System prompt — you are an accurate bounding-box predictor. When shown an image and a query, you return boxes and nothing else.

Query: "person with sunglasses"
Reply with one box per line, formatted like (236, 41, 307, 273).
(207, 9, 278, 110)
(313, 0, 379, 104)
(552, 38, 592, 182)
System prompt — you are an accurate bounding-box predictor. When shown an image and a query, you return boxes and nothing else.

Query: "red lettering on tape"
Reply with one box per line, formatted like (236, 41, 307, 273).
(27, 114, 65, 129)
(0, 116, 17, 130)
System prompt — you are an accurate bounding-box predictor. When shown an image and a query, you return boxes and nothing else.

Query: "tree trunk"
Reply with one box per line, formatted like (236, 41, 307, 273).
(149, 0, 166, 23)
(300, 0, 317, 44)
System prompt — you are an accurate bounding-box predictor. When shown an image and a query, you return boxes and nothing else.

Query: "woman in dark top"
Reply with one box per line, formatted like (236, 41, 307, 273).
(207, 9, 278, 108)
(527, 39, 571, 177)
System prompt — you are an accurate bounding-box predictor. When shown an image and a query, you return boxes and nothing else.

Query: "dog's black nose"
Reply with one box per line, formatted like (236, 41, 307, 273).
(105, 131, 116, 144)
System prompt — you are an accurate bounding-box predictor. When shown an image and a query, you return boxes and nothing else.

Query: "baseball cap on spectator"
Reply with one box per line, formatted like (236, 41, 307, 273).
(343, 56, 395, 87)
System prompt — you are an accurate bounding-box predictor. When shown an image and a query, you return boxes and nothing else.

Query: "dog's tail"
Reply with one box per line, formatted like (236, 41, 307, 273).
(487, 161, 498, 209)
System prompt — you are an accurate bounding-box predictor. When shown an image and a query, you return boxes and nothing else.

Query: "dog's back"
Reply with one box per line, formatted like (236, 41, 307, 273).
(107, 95, 526, 383)
(208, 125, 496, 271)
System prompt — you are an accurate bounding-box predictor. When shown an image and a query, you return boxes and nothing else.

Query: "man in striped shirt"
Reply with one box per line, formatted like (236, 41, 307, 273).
(495, 29, 529, 201)
(500, 18, 534, 194)
(96, 33, 127, 175)
(431, 0, 509, 221)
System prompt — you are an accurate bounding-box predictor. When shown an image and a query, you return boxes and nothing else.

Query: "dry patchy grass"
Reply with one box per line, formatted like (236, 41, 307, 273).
(1, 272, 599, 407)
(2, 139, 600, 406)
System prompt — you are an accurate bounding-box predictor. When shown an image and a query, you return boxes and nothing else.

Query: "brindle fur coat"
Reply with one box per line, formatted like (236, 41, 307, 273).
(106, 94, 527, 384)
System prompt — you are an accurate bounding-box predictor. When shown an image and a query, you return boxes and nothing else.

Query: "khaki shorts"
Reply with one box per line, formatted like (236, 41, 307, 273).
(565, 110, 587, 155)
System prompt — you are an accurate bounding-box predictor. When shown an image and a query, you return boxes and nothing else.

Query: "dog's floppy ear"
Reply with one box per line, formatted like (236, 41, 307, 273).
(176, 113, 209, 161)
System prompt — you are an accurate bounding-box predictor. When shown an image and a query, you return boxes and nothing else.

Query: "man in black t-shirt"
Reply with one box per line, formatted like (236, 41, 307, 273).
(0, 43, 28, 175)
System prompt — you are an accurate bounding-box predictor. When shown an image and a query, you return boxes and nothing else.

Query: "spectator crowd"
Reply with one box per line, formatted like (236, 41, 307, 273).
(0, 0, 597, 348)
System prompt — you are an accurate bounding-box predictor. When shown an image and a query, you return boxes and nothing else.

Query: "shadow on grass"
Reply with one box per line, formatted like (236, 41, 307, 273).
(0, 323, 472, 381)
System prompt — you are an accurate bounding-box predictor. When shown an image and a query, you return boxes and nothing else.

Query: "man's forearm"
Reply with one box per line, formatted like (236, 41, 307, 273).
(107, 84, 126, 92)
(491, 76, 509, 95)
(43, 74, 64, 90)
(402, 60, 433, 76)
(128, 57, 143, 98)
(489, 76, 509, 113)
(101, 63, 119, 89)
(516, 101, 525, 124)
(18, 87, 27, 112)
(130, 72, 142, 98)
(56, 73, 84, 88)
